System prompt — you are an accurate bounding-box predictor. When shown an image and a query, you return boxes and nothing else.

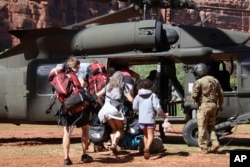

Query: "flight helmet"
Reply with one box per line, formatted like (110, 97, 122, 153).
(193, 63, 208, 79)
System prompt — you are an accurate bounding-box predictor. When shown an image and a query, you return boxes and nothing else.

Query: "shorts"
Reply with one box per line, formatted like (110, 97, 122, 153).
(58, 109, 90, 127)
(139, 123, 155, 130)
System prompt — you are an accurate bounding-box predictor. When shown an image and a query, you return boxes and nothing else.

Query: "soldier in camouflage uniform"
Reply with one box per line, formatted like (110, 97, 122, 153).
(191, 63, 224, 154)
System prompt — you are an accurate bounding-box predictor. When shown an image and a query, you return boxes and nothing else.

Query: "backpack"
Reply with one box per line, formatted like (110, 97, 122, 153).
(46, 65, 96, 115)
(89, 123, 112, 144)
(87, 63, 108, 95)
(48, 68, 81, 103)
(139, 136, 165, 154)
(118, 133, 143, 150)
(63, 89, 92, 113)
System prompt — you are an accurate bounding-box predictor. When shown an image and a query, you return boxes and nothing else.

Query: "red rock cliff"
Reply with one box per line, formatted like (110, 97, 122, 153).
(0, 0, 250, 51)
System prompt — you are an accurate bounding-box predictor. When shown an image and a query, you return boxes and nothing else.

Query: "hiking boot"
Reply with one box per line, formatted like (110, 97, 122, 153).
(81, 154, 93, 163)
(210, 145, 220, 153)
(110, 145, 118, 156)
(198, 148, 208, 154)
(64, 158, 72, 166)
(143, 148, 150, 160)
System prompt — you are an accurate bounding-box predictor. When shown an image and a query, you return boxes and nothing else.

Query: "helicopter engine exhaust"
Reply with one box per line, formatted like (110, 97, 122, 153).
(71, 20, 168, 55)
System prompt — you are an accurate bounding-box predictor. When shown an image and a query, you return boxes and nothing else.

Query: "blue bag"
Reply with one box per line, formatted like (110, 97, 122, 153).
(119, 133, 144, 150)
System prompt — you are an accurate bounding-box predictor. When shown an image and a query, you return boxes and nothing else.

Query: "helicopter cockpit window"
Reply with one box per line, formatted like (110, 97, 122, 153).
(209, 61, 232, 91)
(240, 63, 250, 90)
(36, 64, 55, 95)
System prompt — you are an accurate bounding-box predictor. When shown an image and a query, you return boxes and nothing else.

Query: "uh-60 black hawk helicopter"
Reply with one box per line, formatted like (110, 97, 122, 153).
(1, 0, 250, 146)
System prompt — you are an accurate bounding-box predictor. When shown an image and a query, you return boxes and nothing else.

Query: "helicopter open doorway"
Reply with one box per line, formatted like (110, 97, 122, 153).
(105, 52, 250, 146)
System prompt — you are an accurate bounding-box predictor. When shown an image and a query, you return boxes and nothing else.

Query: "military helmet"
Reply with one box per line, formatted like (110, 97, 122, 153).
(193, 63, 208, 79)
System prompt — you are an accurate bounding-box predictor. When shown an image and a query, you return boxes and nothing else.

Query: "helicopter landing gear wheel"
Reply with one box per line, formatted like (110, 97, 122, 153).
(183, 119, 199, 147)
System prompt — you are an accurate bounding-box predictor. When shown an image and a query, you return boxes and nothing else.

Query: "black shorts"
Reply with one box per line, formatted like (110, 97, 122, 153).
(58, 109, 91, 127)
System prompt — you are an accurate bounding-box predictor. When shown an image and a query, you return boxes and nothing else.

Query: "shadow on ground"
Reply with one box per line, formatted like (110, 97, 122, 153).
(1, 134, 250, 147)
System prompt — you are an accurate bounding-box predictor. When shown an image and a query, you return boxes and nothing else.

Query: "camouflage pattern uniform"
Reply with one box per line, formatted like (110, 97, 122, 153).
(192, 75, 224, 153)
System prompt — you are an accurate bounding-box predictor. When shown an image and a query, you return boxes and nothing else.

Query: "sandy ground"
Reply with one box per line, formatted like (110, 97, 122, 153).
(1, 123, 250, 167)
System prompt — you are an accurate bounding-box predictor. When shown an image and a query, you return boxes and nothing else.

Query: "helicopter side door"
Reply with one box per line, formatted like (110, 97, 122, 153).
(26, 59, 60, 123)
(0, 56, 28, 123)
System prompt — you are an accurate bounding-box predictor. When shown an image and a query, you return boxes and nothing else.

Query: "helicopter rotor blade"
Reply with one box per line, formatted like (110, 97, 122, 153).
(0, 44, 23, 59)
(64, 5, 141, 29)
(8, 28, 70, 41)
(64, 0, 199, 29)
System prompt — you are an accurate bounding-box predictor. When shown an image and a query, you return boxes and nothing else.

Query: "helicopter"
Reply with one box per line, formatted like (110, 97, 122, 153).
(1, 0, 250, 147)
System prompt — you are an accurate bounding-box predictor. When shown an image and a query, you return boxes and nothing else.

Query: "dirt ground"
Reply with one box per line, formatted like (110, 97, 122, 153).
(1, 123, 250, 167)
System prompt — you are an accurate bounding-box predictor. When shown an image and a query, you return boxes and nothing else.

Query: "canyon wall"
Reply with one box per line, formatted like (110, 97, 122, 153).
(0, 0, 250, 51)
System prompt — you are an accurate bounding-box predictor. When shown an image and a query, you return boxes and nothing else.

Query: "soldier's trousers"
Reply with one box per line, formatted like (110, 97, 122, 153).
(197, 102, 219, 150)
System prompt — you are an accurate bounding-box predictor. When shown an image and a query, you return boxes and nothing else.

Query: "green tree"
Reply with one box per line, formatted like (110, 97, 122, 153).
(131, 64, 157, 79)
(131, 63, 184, 86)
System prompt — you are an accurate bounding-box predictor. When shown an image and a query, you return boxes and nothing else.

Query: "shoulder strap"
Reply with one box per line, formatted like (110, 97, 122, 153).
(121, 82, 128, 104)
(45, 94, 57, 114)
(96, 63, 102, 73)
(68, 71, 81, 90)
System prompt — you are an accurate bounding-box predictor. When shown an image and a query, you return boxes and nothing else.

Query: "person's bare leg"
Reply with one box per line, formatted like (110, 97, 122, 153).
(143, 128, 148, 149)
(81, 125, 89, 155)
(143, 128, 154, 160)
(108, 120, 116, 146)
(108, 119, 119, 155)
(113, 120, 124, 145)
(80, 124, 93, 163)
(145, 128, 154, 149)
(63, 126, 70, 159)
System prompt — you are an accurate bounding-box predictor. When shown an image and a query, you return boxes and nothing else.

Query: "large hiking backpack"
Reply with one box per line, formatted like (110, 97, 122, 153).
(47, 67, 91, 114)
(87, 63, 108, 95)
(48, 69, 81, 102)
